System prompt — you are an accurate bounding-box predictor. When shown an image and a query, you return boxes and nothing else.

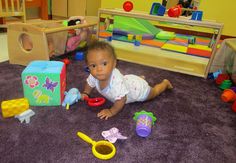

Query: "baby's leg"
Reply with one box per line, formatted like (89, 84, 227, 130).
(147, 79, 173, 100)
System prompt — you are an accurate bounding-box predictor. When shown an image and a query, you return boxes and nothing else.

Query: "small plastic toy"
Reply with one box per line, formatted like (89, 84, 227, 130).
(62, 88, 81, 110)
(106, 36, 112, 42)
(188, 36, 196, 44)
(1, 98, 29, 118)
(84, 96, 106, 107)
(127, 34, 134, 40)
(123, 1, 133, 12)
(77, 131, 116, 160)
(207, 69, 222, 79)
(219, 80, 232, 90)
(230, 86, 236, 93)
(221, 89, 236, 102)
(68, 19, 81, 26)
(15, 109, 35, 123)
(150, 3, 166, 16)
(101, 127, 127, 143)
(191, 11, 203, 21)
(134, 40, 141, 46)
(75, 51, 84, 61)
(215, 74, 230, 85)
(133, 110, 157, 138)
(168, 5, 182, 17)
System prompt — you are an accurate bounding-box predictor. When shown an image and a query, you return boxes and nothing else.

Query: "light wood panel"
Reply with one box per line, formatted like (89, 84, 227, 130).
(52, 0, 101, 18)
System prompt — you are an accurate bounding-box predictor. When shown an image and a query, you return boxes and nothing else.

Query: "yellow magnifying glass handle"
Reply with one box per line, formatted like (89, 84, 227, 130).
(77, 131, 96, 146)
(66, 103, 69, 110)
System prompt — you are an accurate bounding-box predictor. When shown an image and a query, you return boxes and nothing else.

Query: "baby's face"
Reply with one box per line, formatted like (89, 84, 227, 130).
(86, 49, 116, 82)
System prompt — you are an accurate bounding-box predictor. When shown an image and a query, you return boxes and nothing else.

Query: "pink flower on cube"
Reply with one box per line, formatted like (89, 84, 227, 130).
(25, 76, 39, 88)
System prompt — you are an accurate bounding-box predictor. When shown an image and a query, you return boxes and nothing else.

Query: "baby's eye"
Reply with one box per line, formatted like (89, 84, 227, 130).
(92, 64, 96, 68)
(89, 64, 96, 69)
(102, 61, 107, 66)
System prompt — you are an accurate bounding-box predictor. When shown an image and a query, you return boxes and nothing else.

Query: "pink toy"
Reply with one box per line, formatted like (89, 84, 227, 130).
(102, 127, 127, 143)
(66, 35, 81, 51)
(66, 16, 91, 52)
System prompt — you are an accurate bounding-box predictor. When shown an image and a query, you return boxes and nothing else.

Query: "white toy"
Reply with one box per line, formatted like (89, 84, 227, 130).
(15, 109, 35, 124)
(102, 127, 127, 143)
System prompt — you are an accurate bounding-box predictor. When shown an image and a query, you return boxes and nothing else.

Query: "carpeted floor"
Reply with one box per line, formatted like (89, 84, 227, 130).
(0, 60, 236, 163)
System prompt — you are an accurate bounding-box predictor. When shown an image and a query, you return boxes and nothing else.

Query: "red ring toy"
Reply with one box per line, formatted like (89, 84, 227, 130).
(84, 97, 106, 107)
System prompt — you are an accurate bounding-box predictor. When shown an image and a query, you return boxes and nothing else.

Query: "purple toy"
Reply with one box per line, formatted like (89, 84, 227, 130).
(133, 110, 157, 137)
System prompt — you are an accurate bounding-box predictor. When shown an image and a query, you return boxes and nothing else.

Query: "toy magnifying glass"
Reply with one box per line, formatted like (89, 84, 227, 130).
(84, 96, 106, 107)
(77, 131, 116, 160)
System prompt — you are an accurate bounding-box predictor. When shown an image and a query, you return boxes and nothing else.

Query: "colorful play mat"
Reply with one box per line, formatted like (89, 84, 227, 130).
(99, 16, 221, 58)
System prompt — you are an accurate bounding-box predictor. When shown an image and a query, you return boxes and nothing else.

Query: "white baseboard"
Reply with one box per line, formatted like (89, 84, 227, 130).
(0, 33, 9, 62)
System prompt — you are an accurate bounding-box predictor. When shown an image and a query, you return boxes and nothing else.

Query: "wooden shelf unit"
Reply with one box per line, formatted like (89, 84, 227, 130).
(98, 8, 224, 78)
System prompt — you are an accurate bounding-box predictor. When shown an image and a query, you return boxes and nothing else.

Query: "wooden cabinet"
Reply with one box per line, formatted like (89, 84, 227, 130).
(52, 0, 67, 18)
(52, 0, 101, 18)
(98, 8, 224, 78)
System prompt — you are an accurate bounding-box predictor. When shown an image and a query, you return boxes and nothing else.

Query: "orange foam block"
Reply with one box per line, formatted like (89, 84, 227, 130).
(187, 44, 212, 57)
(141, 40, 165, 48)
(99, 32, 112, 38)
(187, 48, 212, 58)
(173, 38, 188, 44)
(196, 37, 210, 44)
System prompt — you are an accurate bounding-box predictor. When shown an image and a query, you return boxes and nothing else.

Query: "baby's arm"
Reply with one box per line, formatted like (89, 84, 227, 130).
(81, 82, 93, 100)
(97, 96, 127, 120)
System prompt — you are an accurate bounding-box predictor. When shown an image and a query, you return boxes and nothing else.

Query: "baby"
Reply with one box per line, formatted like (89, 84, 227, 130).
(81, 41, 173, 120)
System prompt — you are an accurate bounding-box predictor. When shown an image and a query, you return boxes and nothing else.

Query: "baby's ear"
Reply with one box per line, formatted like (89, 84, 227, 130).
(113, 59, 117, 68)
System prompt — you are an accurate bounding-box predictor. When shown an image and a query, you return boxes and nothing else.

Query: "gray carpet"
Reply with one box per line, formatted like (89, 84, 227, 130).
(0, 60, 236, 163)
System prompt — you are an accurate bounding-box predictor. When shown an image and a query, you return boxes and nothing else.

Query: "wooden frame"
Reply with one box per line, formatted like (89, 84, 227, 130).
(0, 0, 48, 26)
(8, 16, 98, 66)
(0, 0, 26, 26)
(25, 0, 48, 20)
(98, 8, 224, 78)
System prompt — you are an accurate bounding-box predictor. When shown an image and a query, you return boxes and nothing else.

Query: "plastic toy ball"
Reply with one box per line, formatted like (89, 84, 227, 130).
(123, 1, 133, 12)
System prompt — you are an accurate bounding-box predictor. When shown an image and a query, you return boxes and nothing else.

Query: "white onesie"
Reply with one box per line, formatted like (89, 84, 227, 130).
(86, 68, 151, 104)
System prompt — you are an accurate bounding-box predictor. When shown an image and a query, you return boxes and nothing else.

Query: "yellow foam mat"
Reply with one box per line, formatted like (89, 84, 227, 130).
(161, 43, 187, 53)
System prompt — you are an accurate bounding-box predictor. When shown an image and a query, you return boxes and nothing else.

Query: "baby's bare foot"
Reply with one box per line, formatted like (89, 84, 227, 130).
(163, 79, 173, 89)
(140, 75, 145, 79)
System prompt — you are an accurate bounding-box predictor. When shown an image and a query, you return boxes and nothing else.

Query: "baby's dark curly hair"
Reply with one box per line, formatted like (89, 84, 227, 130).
(85, 41, 117, 63)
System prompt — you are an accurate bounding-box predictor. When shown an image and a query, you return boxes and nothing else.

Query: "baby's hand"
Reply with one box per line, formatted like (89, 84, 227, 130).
(97, 109, 113, 120)
(80, 93, 89, 101)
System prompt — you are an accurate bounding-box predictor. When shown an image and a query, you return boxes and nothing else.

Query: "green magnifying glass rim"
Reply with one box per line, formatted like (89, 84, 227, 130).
(92, 140, 116, 160)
